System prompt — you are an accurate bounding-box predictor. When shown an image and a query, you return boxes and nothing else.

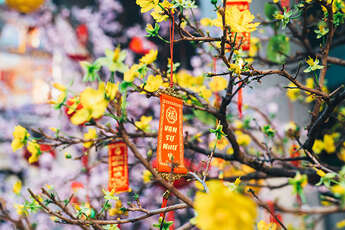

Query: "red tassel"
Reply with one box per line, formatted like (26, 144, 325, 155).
(238, 84, 243, 119)
(160, 197, 168, 218)
(167, 210, 175, 230)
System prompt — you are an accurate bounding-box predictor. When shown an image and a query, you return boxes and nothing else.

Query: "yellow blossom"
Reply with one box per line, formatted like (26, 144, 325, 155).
(312, 139, 324, 154)
(257, 220, 277, 230)
(109, 200, 127, 216)
(286, 83, 301, 101)
(214, 6, 259, 32)
(229, 63, 241, 75)
(136, 0, 159, 13)
(337, 219, 345, 229)
(105, 81, 119, 101)
(70, 83, 109, 125)
(151, 0, 172, 22)
(176, 70, 204, 89)
(332, 184, 345, 196)
(234, 177, 241, 186)
(140, 49, 158, 65)
(124, 64, 141, 82)
(142, 170, 152, 183)
(27, 141, 41, 164)
(338, 148, 345, 162)
(227, 147, 234, 155)
(209, 136, 229, 151)
(323, 134, 336, 154)
(52, 82, 66, 92)
(83, 128, 97, 148)
(14, 204, 26, 216)
(199, 86, 212, 102)
(13, 181, 22, 195)
(49, 82, 67, 107)
(144, 75, 164, 92)
(305, 78, 315, 103)
(11, 125, 29, 152)
(274, 13, 284, 20)
(315, 168, 326, 177)
(135, 116, 152, 131)
(248, 37, 259, 57)
(194, 180, 257, 230)
(200, 18, 214, 27)
(209, 76, 227, 92)
(49, 127, 58, 133)
(194, 181, 204, 190)
(235, 131, 251, 146)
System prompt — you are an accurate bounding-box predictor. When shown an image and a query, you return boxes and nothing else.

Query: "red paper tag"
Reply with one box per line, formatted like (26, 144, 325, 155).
(108, 142, 129, 193)
(281, 0, 290, 10)
(157, 94, 187, 174)
(226, 1, 251, 51)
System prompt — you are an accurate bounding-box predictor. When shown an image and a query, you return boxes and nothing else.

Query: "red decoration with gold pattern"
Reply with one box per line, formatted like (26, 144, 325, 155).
(226, 0, 251, 51)
(157, 93, 187, 174)
(108, 142, 129, 193)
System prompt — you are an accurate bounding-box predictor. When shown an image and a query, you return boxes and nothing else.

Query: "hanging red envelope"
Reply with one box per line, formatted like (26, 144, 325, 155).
(108, 141, 129, 193)
(157, 93, 187, 175)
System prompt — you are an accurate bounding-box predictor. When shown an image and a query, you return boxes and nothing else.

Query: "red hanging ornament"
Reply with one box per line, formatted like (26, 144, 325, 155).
(157, 94, 187, 175)
(289, 144, 300, 167)
(129, 37, 157, 55)
(266, 201, 283, 226)
(156, 12, 187, 176)
(280, 0, 290, 10)
(76, 24, 88, 46)
(226, 0, 251, 51)
(238, 84, 243, 119)
(108, 141, 129, 193)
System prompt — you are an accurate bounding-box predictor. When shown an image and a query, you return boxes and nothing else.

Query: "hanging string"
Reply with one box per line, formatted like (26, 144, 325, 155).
(169, 10, 175, 88)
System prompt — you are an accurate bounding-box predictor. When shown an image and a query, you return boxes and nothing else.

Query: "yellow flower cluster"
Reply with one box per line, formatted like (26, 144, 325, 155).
(11, 125, 29, 152)
(194, 180, 257, 230)
(209, 76, 228, 92)
(27, 141, 41, 163)
(136, 0, 172, 22)
(83, 128, 97, 148)
(70, 82, 109, 125)
(257, 220, 277, 230)
(235, 130, 251, 146)
(142, 170, 153, 183)
(135, 116, 152, 132)
(49, 82, 67, 108)
(13, 180, 22, 195)
(214, 6, 259, 32)
(139, 49, 158, 65)
(286, 78, 327, 103)
(109, 200, 127, 216)
(312, 134, 337, 154)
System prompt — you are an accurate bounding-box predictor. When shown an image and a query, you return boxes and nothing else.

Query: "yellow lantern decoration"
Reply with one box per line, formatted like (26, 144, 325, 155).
(6, 0, 45, 13)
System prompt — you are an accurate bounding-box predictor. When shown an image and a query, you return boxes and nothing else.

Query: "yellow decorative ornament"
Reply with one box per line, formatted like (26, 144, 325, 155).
(6, 0, 45, 13)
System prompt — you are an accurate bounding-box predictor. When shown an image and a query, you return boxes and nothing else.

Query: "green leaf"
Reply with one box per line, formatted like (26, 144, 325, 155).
(264, 2, 278, 20)
(193, 110, 217, 126)
(119, 81, 133, 94)
(267, 34, 290, 64)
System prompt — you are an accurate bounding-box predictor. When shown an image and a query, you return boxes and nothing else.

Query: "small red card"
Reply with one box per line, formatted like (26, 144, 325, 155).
(157, 94, 187, 174)
(108, 142, 129, 193)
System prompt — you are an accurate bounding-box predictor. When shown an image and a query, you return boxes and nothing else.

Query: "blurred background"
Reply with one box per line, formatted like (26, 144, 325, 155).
(0, 0, 345, 229)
